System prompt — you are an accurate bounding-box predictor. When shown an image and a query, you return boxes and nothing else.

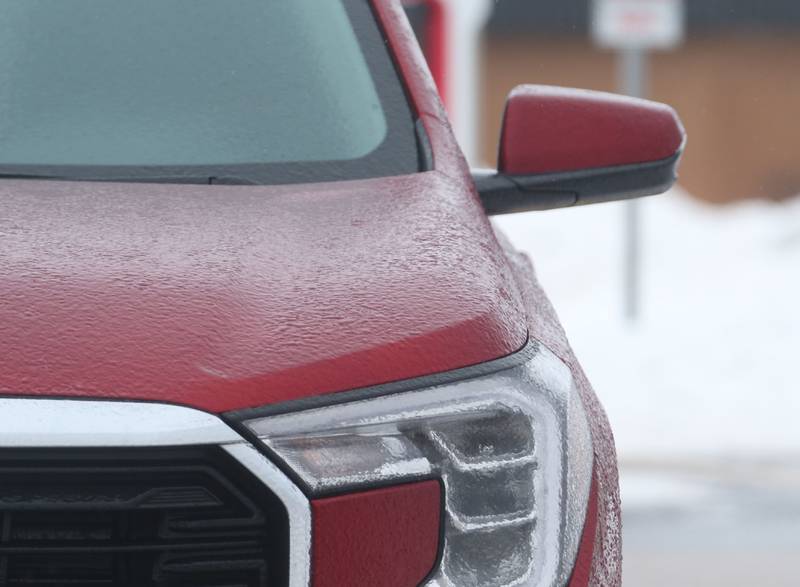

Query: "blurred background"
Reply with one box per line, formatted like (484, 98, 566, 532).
(403, 1, 800, 584)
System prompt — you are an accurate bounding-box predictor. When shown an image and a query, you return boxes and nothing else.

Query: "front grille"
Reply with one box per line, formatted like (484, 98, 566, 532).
(0, 447, 289, 586)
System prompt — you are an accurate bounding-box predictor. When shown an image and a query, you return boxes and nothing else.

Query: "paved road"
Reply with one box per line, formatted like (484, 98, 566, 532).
(621, 463, 800, 586)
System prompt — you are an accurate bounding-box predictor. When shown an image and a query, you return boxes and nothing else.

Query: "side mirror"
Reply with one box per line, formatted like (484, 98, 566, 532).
(475, 85, 686, 215)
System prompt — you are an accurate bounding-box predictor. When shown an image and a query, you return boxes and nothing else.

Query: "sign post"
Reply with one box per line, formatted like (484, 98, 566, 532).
(592, 0, 685, 322)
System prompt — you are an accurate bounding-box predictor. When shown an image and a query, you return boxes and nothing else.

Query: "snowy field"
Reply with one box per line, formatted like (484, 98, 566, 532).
(497, 189, 800, 584)
(497, 188, 800, 461)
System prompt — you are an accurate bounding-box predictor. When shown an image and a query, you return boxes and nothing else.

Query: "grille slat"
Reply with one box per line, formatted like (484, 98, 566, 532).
(0, 448, 288, 587)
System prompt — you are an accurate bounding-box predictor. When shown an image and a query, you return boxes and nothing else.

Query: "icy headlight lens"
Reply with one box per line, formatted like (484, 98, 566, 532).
(243, 346, 593, 587)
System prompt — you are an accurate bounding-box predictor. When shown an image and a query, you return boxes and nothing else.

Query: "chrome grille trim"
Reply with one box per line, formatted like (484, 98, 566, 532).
(0, 398, 311, 587)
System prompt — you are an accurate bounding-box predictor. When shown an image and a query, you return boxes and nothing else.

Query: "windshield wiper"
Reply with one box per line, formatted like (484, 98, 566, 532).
(0, 173, 261, 185)
(0, 172, 69, 181)
(207, 175, 260, 185)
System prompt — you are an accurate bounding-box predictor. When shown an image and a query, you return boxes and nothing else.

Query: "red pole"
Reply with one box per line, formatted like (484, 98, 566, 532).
(423, 0, 450, 112)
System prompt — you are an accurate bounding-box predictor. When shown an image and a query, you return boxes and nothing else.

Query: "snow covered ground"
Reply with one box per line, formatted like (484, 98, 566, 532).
(496, 188, 800, 461)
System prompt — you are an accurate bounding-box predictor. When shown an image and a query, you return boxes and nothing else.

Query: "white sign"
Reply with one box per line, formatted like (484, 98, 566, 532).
(593, 0, 685, 50)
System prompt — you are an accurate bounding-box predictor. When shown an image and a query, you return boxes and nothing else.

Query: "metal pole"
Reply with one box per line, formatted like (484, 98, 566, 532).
(620, 48, 647, 321)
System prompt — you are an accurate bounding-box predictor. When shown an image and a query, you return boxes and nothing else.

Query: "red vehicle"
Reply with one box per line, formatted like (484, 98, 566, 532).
(0, 1, 683, 586)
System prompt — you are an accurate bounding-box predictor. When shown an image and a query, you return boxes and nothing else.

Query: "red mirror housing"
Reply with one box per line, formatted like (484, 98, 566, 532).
(500, 86, 685, 176)
(475, 85, 686, 216)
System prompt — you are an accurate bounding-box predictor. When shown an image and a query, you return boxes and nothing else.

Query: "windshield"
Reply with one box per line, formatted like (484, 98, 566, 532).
(0, 0, 419, 184)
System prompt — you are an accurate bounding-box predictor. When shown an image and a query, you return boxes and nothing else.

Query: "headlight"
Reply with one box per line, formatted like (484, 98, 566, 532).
(243, 344, 593, 587)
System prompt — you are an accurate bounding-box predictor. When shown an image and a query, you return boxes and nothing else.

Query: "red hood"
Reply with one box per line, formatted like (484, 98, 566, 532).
(0, 171, 526, 413)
